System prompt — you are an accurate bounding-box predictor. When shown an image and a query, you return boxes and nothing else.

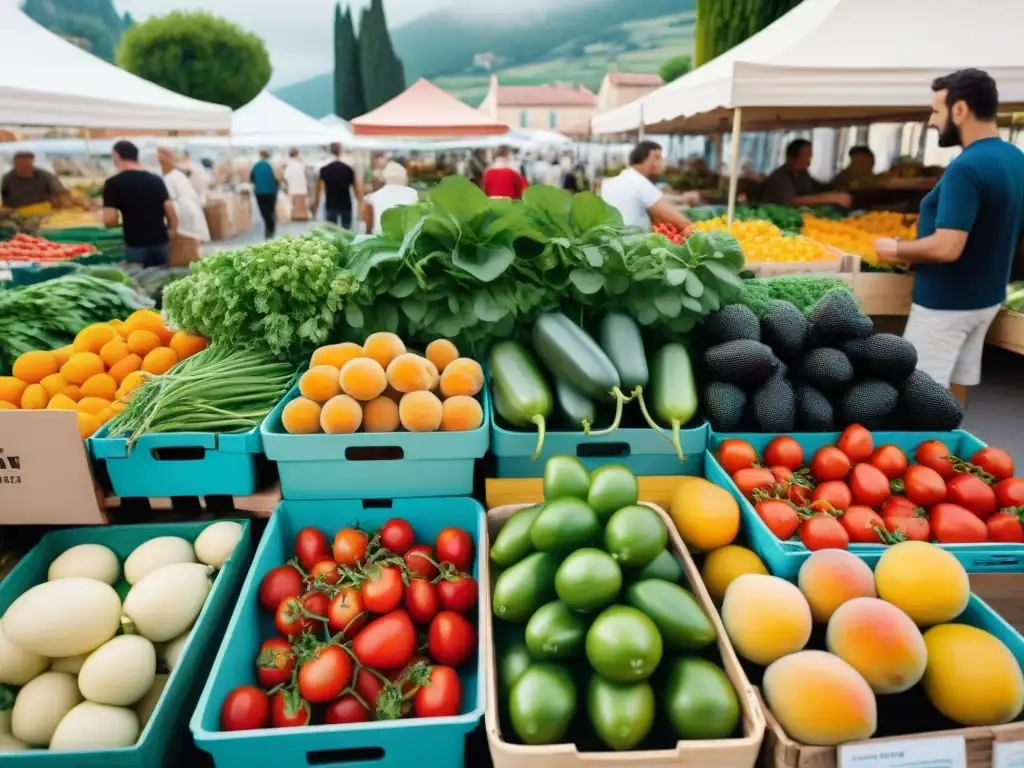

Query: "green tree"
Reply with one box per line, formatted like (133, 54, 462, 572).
(659, 54, 692, 83)
(358, 0, 405, 111)
(117, 12, 271, 109)
(122, 12, 135, 30)
(695, 0, 803, 66)
(22, 0, 124, 61)
(334, 3, 365, 119)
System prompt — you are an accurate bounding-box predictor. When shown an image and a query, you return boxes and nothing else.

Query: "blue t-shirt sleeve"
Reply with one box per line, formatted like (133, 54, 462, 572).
(934, 162, 981, 232)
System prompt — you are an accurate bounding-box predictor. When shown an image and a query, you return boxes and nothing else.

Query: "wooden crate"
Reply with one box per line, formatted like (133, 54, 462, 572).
(744, 257, 843, 279)
(986, 309, 1024, 355)
(854, 272, 915, 316)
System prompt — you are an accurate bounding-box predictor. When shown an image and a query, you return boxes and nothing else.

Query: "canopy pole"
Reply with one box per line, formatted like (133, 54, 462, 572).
(638, 102, 645, 141)
(726, 108, 743, 228)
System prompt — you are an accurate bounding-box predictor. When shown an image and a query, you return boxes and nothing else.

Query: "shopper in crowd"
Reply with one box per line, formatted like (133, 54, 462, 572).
(761, 139, 853, 207)
(102, 141, 177, 268)
(0, 151, 66, 210)
(180, 150, 212, 206)
(482, 146, 529, 199)
(831, 145, 877, 189)
(157, 147, 210, 244)
(874, 68, 1024, 403)
(363, 161, 419, 235)
(283, 148, 309, 218)
(465, 149, 486, 188)
(599, 140, 693, 231)
(562, 158, 589, 194)
(313, 143, 364, 229)
(251, 150, 280, 239)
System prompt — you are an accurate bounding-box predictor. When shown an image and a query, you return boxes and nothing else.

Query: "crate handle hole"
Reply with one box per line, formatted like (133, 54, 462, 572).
(150, 446, 206, 461)
(344, 446, 404, 462)
(576, 442, 630, 458)
(307, 746, 384, 765)
(361, 499, 394, 509)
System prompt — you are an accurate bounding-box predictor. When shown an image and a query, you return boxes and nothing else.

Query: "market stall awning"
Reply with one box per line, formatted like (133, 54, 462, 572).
(592, 0, 1024, 135)
(351, 79, 509, 137)
(0, 6, 230, 131)
(229, 92, 337, 146)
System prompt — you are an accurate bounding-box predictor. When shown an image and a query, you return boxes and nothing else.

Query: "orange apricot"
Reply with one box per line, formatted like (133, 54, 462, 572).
(423, 358, 439, 390)
(142, 347, 179, 376)
(46, 393, 78, 411)
(107, 354, 142, 385)
(281, 397, 322, 435)
(320, 394, 363, 434)
(20, 383, 49, 410)
(440, 395, 483, 431)
(62, 384, 82, 402)
(13, 350, 59, 384)
(363, 332, 406, 369)
(399, 391, 443, 433)
(386, 354, 433, 394)
(298, 365, 342, 403)
(311, 342, 363, 369)
(127, 330, 161, 357)
(425, 339, 459, 373)
(80, 374, 118, 401)
(439, 358, 484, 398)
(0, 376, 28, 406)
(99, 338, 130, 368)
(339, 358, 388, 401)
(76, 411, 101, 439)
(116, 372, 145, 400)
(77, 397, 112, 416)
(51, 345, 74, 367)
(124, 309, 165, 337)
(40, 373, 69, 398)
(169, 331, 208, 361)
(73, 323, 117, 354)
(61, 352, 105, 385)
(362, 396, 400, 433)
(0, 401, 16, 410)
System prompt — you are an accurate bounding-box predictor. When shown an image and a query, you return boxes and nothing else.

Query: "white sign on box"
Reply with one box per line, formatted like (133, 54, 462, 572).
(994, 741, 1024, 768)
(839, 735, 966, 768)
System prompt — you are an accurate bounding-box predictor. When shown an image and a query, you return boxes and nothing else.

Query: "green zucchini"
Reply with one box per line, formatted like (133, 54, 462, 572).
(532, 314, 620, 400)
(555, 379, 596, 433)
(638, 343, 698, 460)
(489, 341, 552, 459)
(599, 313, 649, 391)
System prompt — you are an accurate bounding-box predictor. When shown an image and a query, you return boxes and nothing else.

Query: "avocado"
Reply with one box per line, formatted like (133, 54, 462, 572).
(701, 304, 761, 346)
(801, 347, 855, 394)
(761, 299, 809, 359)
(843, 333, 919, 384)
(702, 381, 747, 432)
(796, 385, 836, 431)
(899, 370, 965, 431)
(838, 378, 900, 429)
(752, 376, 796, 433)
(704, 340, 778, 386)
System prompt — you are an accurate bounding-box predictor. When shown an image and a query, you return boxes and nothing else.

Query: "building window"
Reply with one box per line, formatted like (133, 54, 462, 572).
(520, 110, 528, 127)
(549, 110, 557, 129)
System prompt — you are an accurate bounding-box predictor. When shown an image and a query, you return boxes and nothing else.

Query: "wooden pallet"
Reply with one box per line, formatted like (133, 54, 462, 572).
(986, 308, 1024, 356)
(102, 483, 281, 521)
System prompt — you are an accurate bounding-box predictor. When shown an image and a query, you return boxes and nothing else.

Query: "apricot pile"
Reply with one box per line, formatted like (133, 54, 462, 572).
(282, 333, 484, 435)
(0, 310, 208, 437)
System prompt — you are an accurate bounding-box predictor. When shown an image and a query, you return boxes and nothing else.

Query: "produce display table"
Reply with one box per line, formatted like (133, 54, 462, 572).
(854, 271, 914, 316)
(986, 309, 1024, 355)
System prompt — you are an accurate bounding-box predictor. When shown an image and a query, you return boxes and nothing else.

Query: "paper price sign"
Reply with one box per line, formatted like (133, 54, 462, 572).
(993, 741, 1024, 768)
(839, 735, 966, 768)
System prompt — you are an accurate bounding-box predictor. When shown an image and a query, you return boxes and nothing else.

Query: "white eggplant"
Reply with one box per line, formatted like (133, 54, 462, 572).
(123, 537, 195, 585)
(78, 635, 156, 707)
(134, 673, 168, 730)
(50, 702, 139, 750)
(193, 521, 243, 568)
(0, 622, 48, 685)
(122, 563, 212, 642)
(10, 672, 81, 746)
(47, 544, 119, 585)
(2, 578, 121, 657)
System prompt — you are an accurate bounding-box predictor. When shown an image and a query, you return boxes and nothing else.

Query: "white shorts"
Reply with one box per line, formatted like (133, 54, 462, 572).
(903, 302, 1002, 388)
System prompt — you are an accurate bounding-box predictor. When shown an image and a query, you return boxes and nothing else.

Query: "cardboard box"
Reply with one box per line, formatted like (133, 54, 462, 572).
(169, 234, 201, 267)
(232, 192, 253, 233)
(986, 309, 1024, 356)
(854, 272, 915, 316)
(0, 411, 105, 525)
(204, 198, 233, 241)
(290, 194, 311, 221)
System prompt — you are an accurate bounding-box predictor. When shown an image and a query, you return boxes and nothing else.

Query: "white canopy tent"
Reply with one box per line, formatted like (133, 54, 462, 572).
(0, 5, 230, 131)
(209, 91, 338, 148)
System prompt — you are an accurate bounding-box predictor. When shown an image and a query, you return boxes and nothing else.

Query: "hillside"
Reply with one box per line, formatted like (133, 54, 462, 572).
(275, 0, 695, 117)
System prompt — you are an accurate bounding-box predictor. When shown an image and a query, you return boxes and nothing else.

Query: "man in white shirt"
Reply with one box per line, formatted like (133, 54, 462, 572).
(600, 141, 693, 231)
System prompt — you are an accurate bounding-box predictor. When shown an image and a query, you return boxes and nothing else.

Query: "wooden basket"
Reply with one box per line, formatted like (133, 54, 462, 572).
(483, 502, 765, 768)
(854, 272, 915, 316)
(986, 309, 1024, 356)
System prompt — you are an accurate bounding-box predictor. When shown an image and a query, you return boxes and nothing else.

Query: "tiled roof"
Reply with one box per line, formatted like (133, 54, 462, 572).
(606, 72, 664, 87)
(495, 84, 597, 107)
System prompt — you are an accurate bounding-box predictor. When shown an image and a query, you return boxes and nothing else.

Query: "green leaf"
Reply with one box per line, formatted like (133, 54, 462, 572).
(654, 291, 682, 318)
(684, 270, 705, 298)
(665, 268, 690, 287)
(680, 295, 703, 314)
(389, 275, 417, 298)
(703, 261, 746, 291)
(473, 291, 508, 322)
(345, 304, 364, 328)
(570, 191, 618, 234)
(427, 176, 491, 223)
(452, 243, 515, 283)
(606, 274, 631, 295)
(582, 245, 604, 268)
(569, 269, 605, 295)
(402, 298, 428, 323)
(636, 303, 659, 325)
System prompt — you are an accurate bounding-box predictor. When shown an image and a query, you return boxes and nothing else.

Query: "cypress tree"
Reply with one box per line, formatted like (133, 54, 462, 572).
(334, 4, 366, 119)
(695, 0, 803, 66)
(358, 0, 406, 110)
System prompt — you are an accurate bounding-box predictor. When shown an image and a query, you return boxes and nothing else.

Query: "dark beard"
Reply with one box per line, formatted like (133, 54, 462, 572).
(937, 119, 962, 148)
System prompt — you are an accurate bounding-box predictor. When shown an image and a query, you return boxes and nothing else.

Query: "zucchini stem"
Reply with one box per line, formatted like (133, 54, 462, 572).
(670, 420, 685, 462)
(530, 414, 547, 461)
(587, 387, 628, 437)
(581, 418, 593, 436)
(636, 389, 676, 450)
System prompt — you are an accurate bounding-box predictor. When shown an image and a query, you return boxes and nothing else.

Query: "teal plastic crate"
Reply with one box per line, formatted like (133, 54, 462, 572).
(191, 497, 486, 768)
(90, 424, 263, 498)
(0, 519, 252, 768)
(489, 395, 708, 478)
(261, 385, 489, 499)
(706, 430, 1024, 580)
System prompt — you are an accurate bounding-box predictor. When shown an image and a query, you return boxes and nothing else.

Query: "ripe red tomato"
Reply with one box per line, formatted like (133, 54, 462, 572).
(405, 578, 440, 624)
(837, 425, 874, 464)
(946, 473, 998, 519)
(302, 591, 329, 623)
(916, 440, 955, 480)
(840, 506, 885, 544)
(987, 510, 1024, 543)
(885, 512, 930, 542)
(220, 685, 270, 731)
(324, 693, 370, 725)
(275, 597, 310, 638)
(930, 503, 987, 543)
(256, 638, 296, 688)
(308, 559, 341, 587)
(799, 514, 849, 551)
(333, 528, 369, 567)
(379, 518, 415, 555)
(413, 665, 462, 718)
(436, 528, 474, 572)
(353, 667, 385, 713)
(405, 545, 439, 580)
(768, 466, 795, 487)
(295, 528, 331, 571)
(996, 477, 1024, 508)
(881, 495, 918, 519)
(764, 436, 803, 471)
(900, 465, 947, 508)
(732, 467, 776, 500)
(755, 499, 801, 541)
(784, 479, 813, 507)
(327, 587, 366, 638)
(258, 565, 304, 612)
(362, 565, 405, 614)
(971, 447, 1015, 481)
(427, 611, 477, 668)
(436, 575, 478, 613)
(811, 480, 852, 512)
(353, 610, 418, 670)
(870, 445, 908, 480)
(848, 463, 892, 509)
(298, 645, 351, 703)
(269, 690, 311, 728)
(717, 439, 758, 475)
(811, 446, 852, 482)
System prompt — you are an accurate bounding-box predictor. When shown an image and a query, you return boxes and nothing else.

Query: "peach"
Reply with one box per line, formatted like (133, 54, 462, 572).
(763, 650, 877, 746)
(721, 574, 812, 666)
(797, 549, 877, 623)
(826, 597, 926, 694)
(875, 541, 969, 626)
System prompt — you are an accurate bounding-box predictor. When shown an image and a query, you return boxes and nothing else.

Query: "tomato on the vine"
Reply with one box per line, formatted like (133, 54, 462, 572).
(325, 693, 370, 725)
(849, 463, 891, 508)
(811, 446, 852, 482)
(362, 565, 405, 614)
(327, 587, 366, 638)
(436, 574, 478, 613)
(811, 480, 852, 512)
(717, 439, 758, 475)
(427, 611, 477, 668)
(971, 447, 1015, 482)
(275, 597, 310, 638)
(295, 528, 331, 571)
(799, 514, 849, 551)
(837, 425, 874, 464)
(258, 565, 303, 613)
(996, 477, 1024, 508)
(436, 528, 474, 572)
(916, 440, 955, 480)
(885, 510, 931, 542)
(221, 685, 270, 731)
(333, 528, 369, 567)
(302, 591, 329, 623)
(404, 578, 439, 624)
(930, 503, 987, 543)
(900, 465, 947, 507)
(269, 690, 311, 728)
(405, 545, 439, 580)
(987, 510, 1024, 543)
(870, 445, 908, 480)
(308, 559, 341, 587)
(298, 645, 351, 703)
(257, 637, 296, 688)
(881, 495, 917, 519)
(945, 473, 998, 519)
(379, 518, 415, 555)
(764, 436, 803, 471)
(353, 667, 385, 712)
(755, 499, 801, 541)
(784, 479, 813, 507)
(413, 666, 462, 718)
(353, 610, 418, 670)
(840, 506, 885, 544)
(732, 468, 776, 500)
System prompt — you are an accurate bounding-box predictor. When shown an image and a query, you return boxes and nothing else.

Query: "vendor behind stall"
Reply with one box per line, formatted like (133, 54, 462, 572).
(831, 146, 877, 189)
(0, 151, 65, 211)
(600, 140, 694, 231)
(761, 139, 853, 208)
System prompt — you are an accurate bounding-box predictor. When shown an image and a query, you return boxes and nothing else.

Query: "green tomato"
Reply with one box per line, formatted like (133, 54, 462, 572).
(555, 548, 621, 613)
(509, 664, 577, 745)
(492, 552, 559, 623)
(530, 498, 600, 555)
(490, 505, 542, 568)
(587, 465, 639, 520)
(604, 505, 667, 568)
(663, 657, 740, 740)
(525, 601, 588, 660)
(587, 675, 655, 751)
(543, 455, 590, 502)
(585, 606, 662, 683)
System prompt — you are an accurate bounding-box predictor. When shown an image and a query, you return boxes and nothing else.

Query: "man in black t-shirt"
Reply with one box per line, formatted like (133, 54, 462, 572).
(312, 143, 364, 230)
(102, 141, 178, 267)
